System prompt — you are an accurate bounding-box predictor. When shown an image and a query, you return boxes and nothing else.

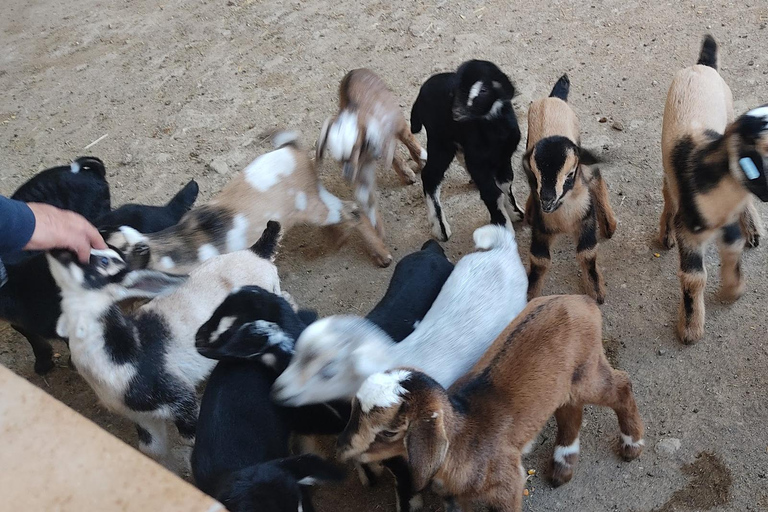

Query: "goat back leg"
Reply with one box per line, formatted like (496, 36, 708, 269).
(589, 168, 617, 239)
(588, 362, 645, 461)
(551, 404, 583, 487)
(398, 126, 427, 171)
(135, 417, 170, 464)
(13, 325, 55, 375)
(658, 177, 676, 249)
(354, 165, 384, 238)
(172, 391, 199, 446)
(675, 227, 707, 344)
(495, 162, 524, 222)
(718, 222, 746, 302)
(421, 144, 455, 241)
(576, 207, 606, 304)
(470, 163, 513, 230)
(740, 198, 763, 248)
(392, 153, 418, 185)
(528, 228, 553, 300)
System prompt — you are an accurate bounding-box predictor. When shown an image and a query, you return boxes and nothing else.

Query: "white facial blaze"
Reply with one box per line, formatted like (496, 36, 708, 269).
(467, 80, 483, 107)
(243, 147, 296, 192)
(356, 370, 411, 413)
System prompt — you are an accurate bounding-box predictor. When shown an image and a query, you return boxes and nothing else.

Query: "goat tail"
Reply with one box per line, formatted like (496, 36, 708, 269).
(410, 101, 423, 134)
(270, 130, 300, 149)
(549, 74, 570, 101)
(697, 34, 717, 69)
(250, 221, 281, 260)
(473, 224, 516, 251)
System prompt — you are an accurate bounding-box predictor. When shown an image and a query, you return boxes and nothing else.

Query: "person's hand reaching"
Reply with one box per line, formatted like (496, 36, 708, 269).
(24, 203, 107, 263)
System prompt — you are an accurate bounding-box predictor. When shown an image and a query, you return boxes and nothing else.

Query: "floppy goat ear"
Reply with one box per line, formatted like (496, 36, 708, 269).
(115, 270, 188, 300)
(274, 454, 346, 485)
(316, 117, 333, 161)
(406, 408, 449, 492)
(578, 147, 601, 166)
(490, 69, 516, 100)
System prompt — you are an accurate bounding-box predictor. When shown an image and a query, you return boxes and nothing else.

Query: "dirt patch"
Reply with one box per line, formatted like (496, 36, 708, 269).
(602, 336, 623, 369)
(652, 452, 732, 512)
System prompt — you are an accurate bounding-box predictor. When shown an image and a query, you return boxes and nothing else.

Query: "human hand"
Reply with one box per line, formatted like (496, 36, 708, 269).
(24, 203, 107, 263)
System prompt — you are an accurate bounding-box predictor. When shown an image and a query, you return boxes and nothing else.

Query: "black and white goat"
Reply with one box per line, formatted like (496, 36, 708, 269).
(47, 223, 282, 469)
(523, 74, 617, 304)
(0, 179, 199, 374)
(107, 132, 393, 272)
(658, 35, 768, 344)
(193, 287, 346, 512)
(410, 60, 524, 241)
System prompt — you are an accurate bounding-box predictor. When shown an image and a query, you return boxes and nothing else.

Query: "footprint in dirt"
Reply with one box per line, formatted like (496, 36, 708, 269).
(649, 452, 732, 512)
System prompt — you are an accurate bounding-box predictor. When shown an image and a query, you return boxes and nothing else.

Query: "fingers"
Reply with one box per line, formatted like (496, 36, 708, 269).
(24, 203, 107, 261)
(73, 214, 106, 263)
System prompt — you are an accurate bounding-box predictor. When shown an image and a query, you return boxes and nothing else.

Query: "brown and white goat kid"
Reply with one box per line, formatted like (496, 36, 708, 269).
(338, 295, 644, 512)
(658, 35, 768, 344)
(317, 68, 427, 238)
(523, 74, 617, 304)
(108, 132, 392, 271)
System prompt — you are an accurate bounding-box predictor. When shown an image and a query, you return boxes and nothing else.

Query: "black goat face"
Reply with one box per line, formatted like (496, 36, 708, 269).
(526, 136, 581, 213)
(452, 60, 515, 121)
(736, 106, 768, 202)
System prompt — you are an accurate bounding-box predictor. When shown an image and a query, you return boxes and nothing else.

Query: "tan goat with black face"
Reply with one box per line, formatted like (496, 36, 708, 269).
(523, 75, 617, 304)
(659, 35, 768, 344)
(317, 68, 426, 240)
(338, 295, 645, 512)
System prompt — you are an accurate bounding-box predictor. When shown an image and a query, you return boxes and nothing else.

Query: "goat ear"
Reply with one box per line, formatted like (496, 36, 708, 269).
(406, 408, 449, 491)
(196, 323, 265, 361)
(274, 455, 346, 485)
(578, 147, 601, 166)
(117, 270, 188, 300)
(491, 70, 516, 100)
(316, 117, 333, 161)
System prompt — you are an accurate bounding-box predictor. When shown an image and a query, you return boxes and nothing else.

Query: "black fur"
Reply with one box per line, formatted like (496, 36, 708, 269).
(678, 246, 704, 273)
(549, 74, 570, 101)
(697, 34, 718, 69)
(365, 240, 454, 341)
(250, 220, 282, 260)
(411, 60, 523, 239)
(722, 222, 742, 246)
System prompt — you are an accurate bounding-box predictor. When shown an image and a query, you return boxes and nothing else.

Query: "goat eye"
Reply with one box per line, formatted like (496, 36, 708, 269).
(379, 430, 398, 439)
(319, 362, 336, 380)
(100, 256, 109, 266)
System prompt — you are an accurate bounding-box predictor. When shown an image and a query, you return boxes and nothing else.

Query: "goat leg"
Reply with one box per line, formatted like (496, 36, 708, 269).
(13, 325, 55, 375)
(551, 404, 583, 487)
(717, 222, 746, 302)
(576, 207, 606, 304)
(739, 198, 762, 248)
(589, 168, 617, 239)
(658, 177, 676, 249)
(527, 229, 553, 301)
(674, 227, 707, 344)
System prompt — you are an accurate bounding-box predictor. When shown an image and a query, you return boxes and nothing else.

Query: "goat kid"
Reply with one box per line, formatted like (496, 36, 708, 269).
(0, 179, 200, 375)
(338, 295, 645, 512)
(317, 68, 427, 238)
(47, 223, 282, 469)
(411, 60, 524, 241)
(193, 287, 347, 512)
(107, 132, 393, 273)
(523, 74, 617, 304)
(658, 35, 768, 344)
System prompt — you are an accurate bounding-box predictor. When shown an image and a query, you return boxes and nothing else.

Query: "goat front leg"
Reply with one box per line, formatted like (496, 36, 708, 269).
(496, 163, 524, 223)
(718, 222, 746, 302)
(674, 227, 707, 344)
(576, 207, 606, 304)
(398, 126, 427, 171)
(658, 176, 676, 249)
(468, 159, 514, 230)
(421, 145, 454, 241)
(173, 390, 199, 445)
(740, 198, 763, 248)
(392, 154, 418, 185)
(527, 228, 553, 301)
(552, 404, 583, 487)
(354, 161, 384, 238)
(588, 168, 617, 239)
(135, 417, 170, 465)
(484, 456, 524, 512)
(12, 325, 55, 375)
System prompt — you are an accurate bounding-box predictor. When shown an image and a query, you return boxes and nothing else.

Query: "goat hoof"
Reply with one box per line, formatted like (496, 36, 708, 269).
(34, 358, 56, 375)
(620, 442, 644, 461)
(675, 324, 702, 345)
(719, 283, 745, 303)
(374, 253, 393, 268)
(658, 233, 675, 250)
(550, 462, 574, 487)
(746, 233, 760, 248)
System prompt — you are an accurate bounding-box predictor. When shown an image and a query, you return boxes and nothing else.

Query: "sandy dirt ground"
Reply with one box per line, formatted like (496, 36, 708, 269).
(2, 0, 767, 510)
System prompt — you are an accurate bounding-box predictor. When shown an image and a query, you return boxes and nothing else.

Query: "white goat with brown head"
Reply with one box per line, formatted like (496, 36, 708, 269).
(338, 295, 645, 512)
(317, 68, 427, 240)
(658, 35, 768, 344)
(107, 131, 393, 271)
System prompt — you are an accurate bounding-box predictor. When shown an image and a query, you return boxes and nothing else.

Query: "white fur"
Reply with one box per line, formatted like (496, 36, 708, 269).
(365, 117, 384, 156)
(427, 185, 451, 240)
(294, 191, 308, 211)
(226, 214, 250, 252)
(621, 434, 645, 448)
(419, 148, 428, 161)
(485, 99, 504, 119)
(198, 244, 219, 262)
(272, 130, 299, 148)
(243, 148, 296, 192)
(409, 494, 424, 511)
(521, 439, 534, 455)
(252, 320, 293, 352)
(467, 80, 483, 106)
(211, 316, 236, 342)
(119, 226, 147, 245)
(327, 110, 359, 161)
(318, 185, 343, 224)
(357, 370, 411, 413)
(553, 438, 580, 465)
(70, 161, 80, 173)
(159, 256, 176, 269)
(274, 225, 528, 405)
(746, 105, 768, 123)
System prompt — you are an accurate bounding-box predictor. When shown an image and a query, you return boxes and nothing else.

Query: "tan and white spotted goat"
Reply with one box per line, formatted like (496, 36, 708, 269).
(338, 295, 645, 512)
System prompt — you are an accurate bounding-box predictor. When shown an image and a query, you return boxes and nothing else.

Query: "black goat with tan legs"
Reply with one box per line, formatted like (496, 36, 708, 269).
(338, 295, 644, 512)
(659, 35, 768, 344)
(523, 74, 617, 304)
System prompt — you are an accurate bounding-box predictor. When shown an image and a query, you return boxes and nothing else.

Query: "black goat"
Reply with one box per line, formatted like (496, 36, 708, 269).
(410, 60, 523, 241)
(193, 287, 346, 512)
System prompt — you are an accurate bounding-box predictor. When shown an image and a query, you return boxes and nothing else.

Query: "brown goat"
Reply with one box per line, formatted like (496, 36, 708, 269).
(317, 68, 426, 239)
(338, 295, 644, 512)
(523, 75, 617, 304)
(107, 132, 393, 272)
(659, 35, 768, 344)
